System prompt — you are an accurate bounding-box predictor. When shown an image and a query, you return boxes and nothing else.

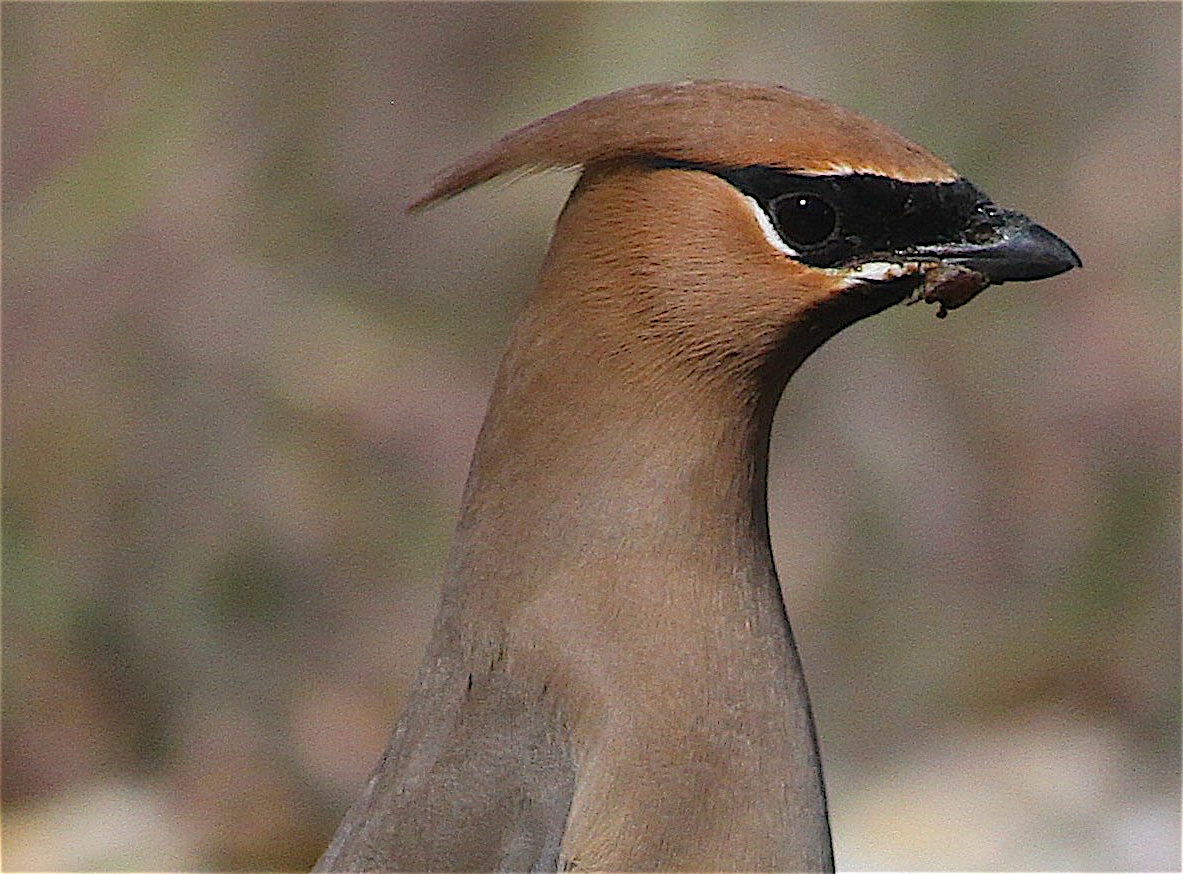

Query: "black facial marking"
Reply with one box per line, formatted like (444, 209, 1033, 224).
(650, 159, 999, 270)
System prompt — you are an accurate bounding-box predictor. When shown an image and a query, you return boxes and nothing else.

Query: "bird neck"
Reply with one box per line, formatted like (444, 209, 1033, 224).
(445, 164, 839, 649)
(453, 327, 781, 637)
(448, 239, 788, 667)
(419, 166, 836, 868)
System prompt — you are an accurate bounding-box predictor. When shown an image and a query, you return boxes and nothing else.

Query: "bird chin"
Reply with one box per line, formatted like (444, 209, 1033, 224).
(847, 259, 992, 319)
(913, 263, 993, 318)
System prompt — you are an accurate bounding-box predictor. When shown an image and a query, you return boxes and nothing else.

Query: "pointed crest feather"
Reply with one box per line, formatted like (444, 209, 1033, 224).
(408, 80, 956, 211)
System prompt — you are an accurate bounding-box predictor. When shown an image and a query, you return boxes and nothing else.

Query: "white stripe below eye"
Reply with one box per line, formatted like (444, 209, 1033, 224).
(743, 195, 800, 258)
(837, 260, 930, 288)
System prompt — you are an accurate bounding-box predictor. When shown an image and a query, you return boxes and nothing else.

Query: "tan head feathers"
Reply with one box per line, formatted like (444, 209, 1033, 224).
(409, 80, 957, 211)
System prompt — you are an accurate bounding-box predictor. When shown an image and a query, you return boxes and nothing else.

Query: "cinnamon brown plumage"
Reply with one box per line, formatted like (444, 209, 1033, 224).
(317, 80, 1079, 873)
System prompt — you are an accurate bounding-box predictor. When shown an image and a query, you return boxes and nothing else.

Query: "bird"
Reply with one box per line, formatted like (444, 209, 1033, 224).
(315, 80, 1080, 873)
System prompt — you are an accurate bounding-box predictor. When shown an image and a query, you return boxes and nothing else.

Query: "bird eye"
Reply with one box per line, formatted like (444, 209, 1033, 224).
(772, 193, 836, 247)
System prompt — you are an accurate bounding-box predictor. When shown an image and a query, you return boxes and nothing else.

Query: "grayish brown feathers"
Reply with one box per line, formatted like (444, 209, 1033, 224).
(318, 80, 1078, 873)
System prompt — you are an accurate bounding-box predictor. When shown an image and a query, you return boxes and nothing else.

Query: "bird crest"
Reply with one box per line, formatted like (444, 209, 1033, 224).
(409, 80, 956, 211)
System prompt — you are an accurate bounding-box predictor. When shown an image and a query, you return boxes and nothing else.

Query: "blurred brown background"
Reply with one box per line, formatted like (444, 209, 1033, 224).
(3, 3, 1180, 870)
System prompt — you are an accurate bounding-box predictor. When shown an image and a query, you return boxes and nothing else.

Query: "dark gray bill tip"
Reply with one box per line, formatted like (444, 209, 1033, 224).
(912, 210, 1081, 285)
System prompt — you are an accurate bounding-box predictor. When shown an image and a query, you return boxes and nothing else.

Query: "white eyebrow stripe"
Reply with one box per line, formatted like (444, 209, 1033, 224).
(742, 194, 800, 258)
(793, 162, 857, 177)
(788, 162, 959, 183)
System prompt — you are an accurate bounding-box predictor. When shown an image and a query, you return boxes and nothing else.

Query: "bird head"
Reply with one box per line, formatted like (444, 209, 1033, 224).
(411, 81, 1079, 381)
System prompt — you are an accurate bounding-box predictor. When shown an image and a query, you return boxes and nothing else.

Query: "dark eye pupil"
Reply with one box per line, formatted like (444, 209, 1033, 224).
(773, 193, 836, 247)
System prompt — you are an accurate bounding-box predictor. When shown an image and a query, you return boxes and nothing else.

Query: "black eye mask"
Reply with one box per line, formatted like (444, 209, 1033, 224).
(653, 159, 995, 269)
(716, 166, 996, 269)
(646, 157, 1080, 315)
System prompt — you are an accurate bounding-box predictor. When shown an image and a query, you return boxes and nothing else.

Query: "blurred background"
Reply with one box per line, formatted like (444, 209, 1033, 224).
(3, 3, 1180, 870)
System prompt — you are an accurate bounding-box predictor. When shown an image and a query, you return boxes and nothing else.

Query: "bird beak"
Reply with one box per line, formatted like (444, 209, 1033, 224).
(898, 205, 1080, 317)
(911, 208, 1082, 284)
